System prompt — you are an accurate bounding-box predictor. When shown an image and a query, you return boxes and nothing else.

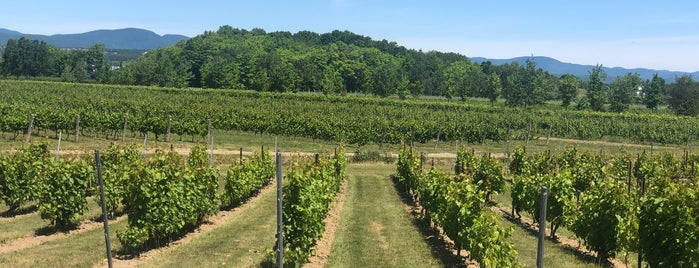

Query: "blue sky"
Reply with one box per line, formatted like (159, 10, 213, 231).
(3, 0, 699, 72)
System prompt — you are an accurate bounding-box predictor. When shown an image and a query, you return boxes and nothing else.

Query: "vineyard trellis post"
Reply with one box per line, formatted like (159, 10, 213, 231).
(537, 186, 548, 268)
(95, 151, 113, 268)
(26, 114, 34, 143)
(122, 114, 128, 142)
(434, 127, 441, 149)
(209, 136, 214, 168)
(166, 115, 172, 142)
(142, 134, 147, 158)
(75, 114, 80, 142)
(56, 131, 62, 160)
(275, 150, 283, 268)
(526, 122, 532, 145)
(685, 129, 692, 153)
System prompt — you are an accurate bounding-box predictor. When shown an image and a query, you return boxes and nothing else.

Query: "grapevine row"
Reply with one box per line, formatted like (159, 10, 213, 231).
(0, 142, 275, 255)
(395, 148, 521, 268)
(509, 147, 698, 266)
(280, 146, 346, 267)
(2, 80, 699, 145)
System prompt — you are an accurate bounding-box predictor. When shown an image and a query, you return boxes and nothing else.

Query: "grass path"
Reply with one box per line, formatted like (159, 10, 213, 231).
(327, 163, 446, 267)
(0, 220, 126, 267)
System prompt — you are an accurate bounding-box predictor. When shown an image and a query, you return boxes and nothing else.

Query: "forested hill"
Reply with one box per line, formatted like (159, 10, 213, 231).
(0, 28, 188, 49)
(110, 25, 550, 102)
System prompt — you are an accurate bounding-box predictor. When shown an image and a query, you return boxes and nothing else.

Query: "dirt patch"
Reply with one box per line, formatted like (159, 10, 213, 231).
(490, 205, 626, 268)
(100, 182, 277, 268)
(0, 216, 126, 254)
(304, 179, 349, 268)
(546, 137, 667, 149)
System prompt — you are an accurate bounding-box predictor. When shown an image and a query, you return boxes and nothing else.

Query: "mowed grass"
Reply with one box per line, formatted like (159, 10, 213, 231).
(327, 163, 444, 267)
(0, 198, 105, 244)
(496, 216, 600, 268)
(0, 219, 125, 267)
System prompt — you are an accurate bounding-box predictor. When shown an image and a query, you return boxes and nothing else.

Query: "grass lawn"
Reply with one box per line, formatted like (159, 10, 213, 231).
(0, 220, 125, 268)
(0, 198, 105, 244)
(327, 163, 445, 267)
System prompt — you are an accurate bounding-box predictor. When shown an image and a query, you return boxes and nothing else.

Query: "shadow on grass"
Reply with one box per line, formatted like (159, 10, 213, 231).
(259, 260, 275, 268)
(35, 222, 79, 236)
(390, 175, 469, 268)
(496, 207, 616, 268)
(1, 204, 38, 217)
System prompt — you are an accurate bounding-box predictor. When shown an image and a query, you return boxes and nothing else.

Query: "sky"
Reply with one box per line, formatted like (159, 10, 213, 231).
(3, 0, 699, 72)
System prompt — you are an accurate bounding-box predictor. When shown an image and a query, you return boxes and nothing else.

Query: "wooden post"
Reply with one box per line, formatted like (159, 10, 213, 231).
(56, 131, 62, 160)
(207, 119, 212, 143)
(240, 148, 243, 164)
(166, 115, 172, 142)
(627, 162, 632, 194)
(526, 122, 532, 145)
(434, 128, 441, 149)
(75, 114, 80, 142)
(26, 114, 34, 143)
(419, 152, 424, 171)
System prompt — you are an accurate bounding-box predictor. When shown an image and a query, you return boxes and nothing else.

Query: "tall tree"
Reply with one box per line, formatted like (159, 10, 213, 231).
(609, 73, 641, 112)
(1, 37, 51, 77)
(442, 61, 467, 99)
(559, 74, 581, 107)
(667, 75, 699, 116)
(643, 73, 665, 110)
(502, 58, 546, 106)
(484, 72, 502, 104)
(586, 65, 608, 111)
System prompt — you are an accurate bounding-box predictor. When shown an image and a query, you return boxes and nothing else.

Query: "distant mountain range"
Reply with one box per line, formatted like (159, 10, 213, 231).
(0, 28, 189, 50)
(471, 56, 698, 82)
(1, 27, 696, 82)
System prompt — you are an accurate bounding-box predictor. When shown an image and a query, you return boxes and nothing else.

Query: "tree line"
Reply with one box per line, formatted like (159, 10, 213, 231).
(1, 26, 698, 115)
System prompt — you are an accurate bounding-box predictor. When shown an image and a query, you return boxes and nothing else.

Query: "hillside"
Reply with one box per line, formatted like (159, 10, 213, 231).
(471, 56, 698, 82)
(0, 28, 189, 49)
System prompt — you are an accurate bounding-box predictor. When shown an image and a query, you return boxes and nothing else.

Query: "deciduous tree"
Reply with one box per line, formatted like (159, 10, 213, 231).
(586, 65, 607, 111)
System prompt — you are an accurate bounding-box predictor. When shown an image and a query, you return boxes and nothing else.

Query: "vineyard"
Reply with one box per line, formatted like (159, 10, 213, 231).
(508, 147, 698, 266)
(2, 80, 699, 146)
(0, 79, 697, 267)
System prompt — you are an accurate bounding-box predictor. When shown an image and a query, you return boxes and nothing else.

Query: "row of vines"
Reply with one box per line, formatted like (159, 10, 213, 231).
(0, 142, 275, 254)
(280, 146, 346, 267)
(509, 147, 698, 267)
(395, 148, 520, 268)
(2, 80, 699, 144)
